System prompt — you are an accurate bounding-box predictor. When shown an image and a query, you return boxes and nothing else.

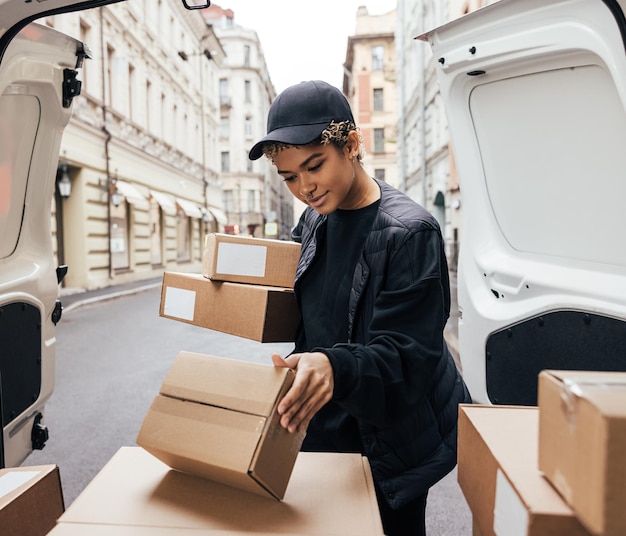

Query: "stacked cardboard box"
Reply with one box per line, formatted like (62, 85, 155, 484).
(0, 464, 64, 535)
(51, 447, 385, 534)
(538, 370, 626, 536)
(147, 235, 306, 500)
(457, 404, 590, 536)
(160, 233, 301, 343)
(460, 370, 626, 536)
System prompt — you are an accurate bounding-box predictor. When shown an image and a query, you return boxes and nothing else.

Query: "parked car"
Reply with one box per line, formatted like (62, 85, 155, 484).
(0, 0, 210, 469)
(421, 0, 626, 405)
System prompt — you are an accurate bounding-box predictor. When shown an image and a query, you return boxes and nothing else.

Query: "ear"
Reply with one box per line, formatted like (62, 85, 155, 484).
(345, 130, 360, 158)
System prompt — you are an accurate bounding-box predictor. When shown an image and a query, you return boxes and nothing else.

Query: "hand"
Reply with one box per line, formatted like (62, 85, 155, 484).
(271, 352, 334, 434)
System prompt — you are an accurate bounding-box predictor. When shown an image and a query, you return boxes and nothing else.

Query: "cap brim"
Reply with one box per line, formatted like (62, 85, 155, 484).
(248, 121, 330, 160)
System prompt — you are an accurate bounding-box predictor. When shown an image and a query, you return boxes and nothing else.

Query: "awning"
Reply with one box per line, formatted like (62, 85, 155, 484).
(115, 180, 149, 209)
(176, 197, 203, 219)
(149, 190, 177, 215)
(207, 206, 227, 225)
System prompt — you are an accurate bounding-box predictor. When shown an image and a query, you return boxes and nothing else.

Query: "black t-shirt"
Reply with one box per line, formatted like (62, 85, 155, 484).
(299, 200, 379, 452)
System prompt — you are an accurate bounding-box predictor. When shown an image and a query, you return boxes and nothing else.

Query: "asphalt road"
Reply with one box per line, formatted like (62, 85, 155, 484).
(27, 283, 471, 535)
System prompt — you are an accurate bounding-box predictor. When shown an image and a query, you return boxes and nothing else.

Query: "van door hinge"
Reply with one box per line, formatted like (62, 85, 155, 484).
(62, 68, 81, 108)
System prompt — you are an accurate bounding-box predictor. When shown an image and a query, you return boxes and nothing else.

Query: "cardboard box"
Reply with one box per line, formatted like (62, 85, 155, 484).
(136, 351, 305, 500)
(159, 271, 299, 343)
(458, 404, 591, 536)
(0, 464, 64, 535)
(202, 233, 300, 288)
(55, 446, 384, 534)
(538, 370, 626, 536)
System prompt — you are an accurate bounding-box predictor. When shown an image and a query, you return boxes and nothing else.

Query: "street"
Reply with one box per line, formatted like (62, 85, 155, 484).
(27, 285, 471, 535)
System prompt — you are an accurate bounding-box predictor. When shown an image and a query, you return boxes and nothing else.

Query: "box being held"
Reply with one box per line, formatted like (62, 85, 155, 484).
(0, 464, 64, 536)
(160, 271, 299, 343)
(458, 404, 590, 536)
(137, 351, 305, 500)
(202, 233, 300, 288)
(538, 370, 626, 536)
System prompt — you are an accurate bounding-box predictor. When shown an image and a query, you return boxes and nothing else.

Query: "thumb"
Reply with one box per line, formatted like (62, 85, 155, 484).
(271, 353, 292, 369)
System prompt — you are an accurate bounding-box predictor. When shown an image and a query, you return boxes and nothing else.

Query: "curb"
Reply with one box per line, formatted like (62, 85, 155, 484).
(61, 282, 162, 313)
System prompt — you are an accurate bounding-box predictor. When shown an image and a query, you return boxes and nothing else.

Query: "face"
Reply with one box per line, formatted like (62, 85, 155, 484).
(273, 135, 362, 214)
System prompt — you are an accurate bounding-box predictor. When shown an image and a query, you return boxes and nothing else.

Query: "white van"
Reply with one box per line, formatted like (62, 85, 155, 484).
(0, 0, 209, 468)
(421, 0, 626, 405)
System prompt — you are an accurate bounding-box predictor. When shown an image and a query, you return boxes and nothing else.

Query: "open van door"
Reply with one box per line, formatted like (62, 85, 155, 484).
(0, 0, 210, 468)
(420, 0, 626, 405)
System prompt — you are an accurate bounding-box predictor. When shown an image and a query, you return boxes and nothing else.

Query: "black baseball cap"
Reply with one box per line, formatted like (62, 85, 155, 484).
(248, 80, 355, 160)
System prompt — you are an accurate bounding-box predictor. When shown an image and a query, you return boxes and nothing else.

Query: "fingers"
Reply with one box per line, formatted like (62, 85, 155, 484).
(275, 352, 334, 433)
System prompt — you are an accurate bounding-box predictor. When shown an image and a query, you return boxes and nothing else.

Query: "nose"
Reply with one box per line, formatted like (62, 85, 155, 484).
(300, 183, 316, 200)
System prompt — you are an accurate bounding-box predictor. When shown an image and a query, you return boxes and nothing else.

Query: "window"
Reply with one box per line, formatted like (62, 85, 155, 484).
(374, 168, 386, 181)
(221, 151, 230, 173)
(128, 63, 135, 121)
(224, 190, 234, 212)
(145, 80, 152, 132)
(219, 78, 229, 106)
(374, 128, 385, 153)
(244, 45, 251, 66)
(220, 116, 229, 139)
(110, 201, 130, 271)
(373, 88, 384, 111)
(244, 117, 252, 139)
(244, 80, 251, 103)
(149, 199, 163, 266)
(176, 208, 191, 263)
(371, 45, 384, 71)
(247, 189, 255, 212)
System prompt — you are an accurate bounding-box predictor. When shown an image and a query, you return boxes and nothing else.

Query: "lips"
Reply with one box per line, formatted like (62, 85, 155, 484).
(307, 192, 327, 207)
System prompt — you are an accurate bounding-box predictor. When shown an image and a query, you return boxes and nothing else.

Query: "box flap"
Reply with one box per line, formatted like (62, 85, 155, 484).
(161, 351, 294, 417)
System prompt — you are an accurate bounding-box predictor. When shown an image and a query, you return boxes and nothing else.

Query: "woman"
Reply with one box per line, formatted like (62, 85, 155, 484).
(249, 80, 471, 536)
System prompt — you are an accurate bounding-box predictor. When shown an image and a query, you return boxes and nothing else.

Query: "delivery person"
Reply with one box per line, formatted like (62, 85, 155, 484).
(248, 80, 471, 536)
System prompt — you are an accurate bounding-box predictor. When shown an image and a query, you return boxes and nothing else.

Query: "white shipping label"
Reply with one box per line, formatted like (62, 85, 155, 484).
(163, 287, 196, 321)
(0, 471, 40, 499)
(493, 469, 528, 536)
(216, 243, 267, 277)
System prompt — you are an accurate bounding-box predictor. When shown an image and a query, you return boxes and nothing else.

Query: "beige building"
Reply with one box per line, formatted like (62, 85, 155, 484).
(343, 7, 399, 189)
(47, 1, 227, 291)
(203, 4, 294, 239)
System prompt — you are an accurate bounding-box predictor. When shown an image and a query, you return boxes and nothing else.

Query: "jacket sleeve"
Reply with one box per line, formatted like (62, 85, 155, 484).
(321, 227, 450, 427)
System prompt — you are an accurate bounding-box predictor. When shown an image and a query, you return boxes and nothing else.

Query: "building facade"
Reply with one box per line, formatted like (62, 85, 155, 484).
(343, 7, 399, 190)
(48, 0, 227, 291)
(203, 5, 294, 240)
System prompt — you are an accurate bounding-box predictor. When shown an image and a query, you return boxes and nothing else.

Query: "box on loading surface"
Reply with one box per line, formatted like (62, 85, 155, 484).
(458, 404, 590, 536)
(0, 464, 64, 536)
(159, 271, 299, 343)
(538, 370, 626, 536)
(136, 351, 305, 500)
(202, 233, 300, 288)
(53, 446, 384, 534)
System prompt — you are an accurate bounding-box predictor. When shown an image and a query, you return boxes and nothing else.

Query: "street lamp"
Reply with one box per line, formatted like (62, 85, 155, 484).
(57, 162, 72, 199)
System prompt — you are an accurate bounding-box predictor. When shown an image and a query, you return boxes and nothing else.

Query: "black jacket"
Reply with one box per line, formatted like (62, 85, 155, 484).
(292, 178, 471, 509)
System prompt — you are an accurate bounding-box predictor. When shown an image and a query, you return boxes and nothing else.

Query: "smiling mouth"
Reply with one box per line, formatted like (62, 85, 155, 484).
(307, 192, 327, 205)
